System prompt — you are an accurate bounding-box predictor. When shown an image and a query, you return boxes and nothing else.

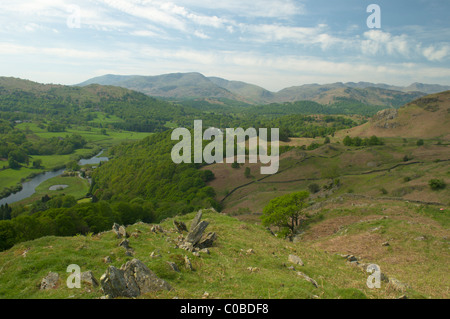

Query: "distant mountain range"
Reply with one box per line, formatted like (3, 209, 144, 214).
(76, 72, 450, 106)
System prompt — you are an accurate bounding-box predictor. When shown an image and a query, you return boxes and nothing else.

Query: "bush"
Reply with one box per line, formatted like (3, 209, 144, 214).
(308, 183, 321, 194)
(417, 139, 424, 146)
(428, 179, 446, 190)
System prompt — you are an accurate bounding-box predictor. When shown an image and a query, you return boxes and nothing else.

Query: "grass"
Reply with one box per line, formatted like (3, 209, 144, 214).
(13, 175, 90, 206)
(0, 209, 426, 299)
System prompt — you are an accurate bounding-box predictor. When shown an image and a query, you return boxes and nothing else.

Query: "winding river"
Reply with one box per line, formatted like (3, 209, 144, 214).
(0, 150, 109, 206)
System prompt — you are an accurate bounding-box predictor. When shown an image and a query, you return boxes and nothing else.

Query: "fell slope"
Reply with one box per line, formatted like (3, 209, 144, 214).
(344, 91, 450, 139)
(0, 209, 429, 299)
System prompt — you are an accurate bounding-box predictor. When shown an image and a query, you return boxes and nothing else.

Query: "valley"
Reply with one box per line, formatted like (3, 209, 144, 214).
(0, 76, 448, 300)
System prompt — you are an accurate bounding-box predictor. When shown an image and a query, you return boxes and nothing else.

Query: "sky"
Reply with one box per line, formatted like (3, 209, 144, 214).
(0, 0, 449, 92)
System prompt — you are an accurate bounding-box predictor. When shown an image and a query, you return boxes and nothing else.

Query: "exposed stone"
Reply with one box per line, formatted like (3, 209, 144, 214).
(190, 211, 203, 231)
(112, 223, 128, 239)
(197, 232, 217, 249)
(173, 220, 188, 233)
(185, 220, 209, 246)
(247, 267, 259, 272)
(40, 272, 59, 290)
(81, 271, 99, 288)
(150, 251, 162, 258)
(389, 278, 409, 292)
(382, 242, 390, 246)
(103, 256, 112, 264)
(100, 266, 128, 298)
(100, 259, 172, 298)
(200, 248, 210, 254)
(167, 262, 180, 272)
(184, 256, 193, 271)
(119, 239, 131, 249)
(288, 254, 304, 266)
(246, 249, 255, 255)
(151, 225, 164, 233)
(297, 271, 318, 288)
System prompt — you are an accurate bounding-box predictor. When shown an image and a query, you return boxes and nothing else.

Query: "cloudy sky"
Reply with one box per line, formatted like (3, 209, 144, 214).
(0, 0, 449, 91)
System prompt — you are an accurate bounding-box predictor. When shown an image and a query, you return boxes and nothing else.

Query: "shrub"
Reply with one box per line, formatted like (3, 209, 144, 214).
(417, 139, 424, 146)
(428, 179, 446, 190)
(308, 183, 321, 194)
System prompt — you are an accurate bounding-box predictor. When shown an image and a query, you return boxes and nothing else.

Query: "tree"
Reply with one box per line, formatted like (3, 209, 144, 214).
(343, 135, 353, 146)
(32, 159, 43, 169)
(261, 191, 310, 236)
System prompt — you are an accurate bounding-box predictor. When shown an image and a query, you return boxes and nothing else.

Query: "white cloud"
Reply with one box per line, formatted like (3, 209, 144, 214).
(422, 45, 449, 62)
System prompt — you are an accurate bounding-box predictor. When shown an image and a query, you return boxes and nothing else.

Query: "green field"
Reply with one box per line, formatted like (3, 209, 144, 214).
(14, 175, 91, 207)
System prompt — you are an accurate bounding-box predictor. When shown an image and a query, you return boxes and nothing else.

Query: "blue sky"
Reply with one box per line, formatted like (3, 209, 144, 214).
(0, 0, 449, 91)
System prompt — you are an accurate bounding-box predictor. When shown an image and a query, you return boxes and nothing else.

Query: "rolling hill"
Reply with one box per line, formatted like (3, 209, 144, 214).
(343, 90, 450, 140)
(77, 73, 449, 107)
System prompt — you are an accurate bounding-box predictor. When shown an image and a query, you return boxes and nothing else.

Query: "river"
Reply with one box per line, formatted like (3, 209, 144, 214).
(0, 150, 109, 206)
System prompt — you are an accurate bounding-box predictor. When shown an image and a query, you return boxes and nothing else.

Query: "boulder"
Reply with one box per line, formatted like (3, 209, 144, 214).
(197, 232, 217, 249)
(389, 278, 409, 292)
(173, 220, 188, 233)
(288, 254, 304, 266)
(190, 211, 203, 231)
(40, 272, 59, 290)
(81, 271, 99, 288)
(185, 220, 209, 246)
(100, 259, 172, 298)
(112, 223, 128, 238)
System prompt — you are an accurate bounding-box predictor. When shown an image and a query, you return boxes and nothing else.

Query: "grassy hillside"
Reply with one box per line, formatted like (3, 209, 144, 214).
(343, 91, 450, 139)
(0, 209, 433, 299)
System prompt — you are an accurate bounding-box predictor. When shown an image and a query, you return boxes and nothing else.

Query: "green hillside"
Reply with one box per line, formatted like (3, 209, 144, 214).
(0, 209, 430, 299)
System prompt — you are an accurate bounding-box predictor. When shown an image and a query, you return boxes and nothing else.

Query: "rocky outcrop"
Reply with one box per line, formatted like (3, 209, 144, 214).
(373, 108, 400, 129)
(112, 223, 128, 239)
(100, 259, 172, 298)
(175, 212, 217, 253)
(40, 272, 59, 290)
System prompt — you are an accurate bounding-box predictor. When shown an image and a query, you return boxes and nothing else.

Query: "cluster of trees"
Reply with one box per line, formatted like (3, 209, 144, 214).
(0, 198, 156, 251)
(91, 130, 219, 220)
(0, 204, 12, 220)
(343, 135, 384, 147)
(0, 120, 87, 169)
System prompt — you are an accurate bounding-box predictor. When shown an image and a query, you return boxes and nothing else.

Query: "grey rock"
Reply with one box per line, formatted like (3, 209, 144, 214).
(151, 225, 164, 233)
(197, 232, 217, 249)
(40, 272, 59, 290)
(112, 223, 128, 238)
(100, 259, 172, 298)
(81, 271, 99, 288)
(184, 256, 193, 270)
(100, 266, 129, 298)
(185, 220, 209, 246)
(173, 220, 188, 233)
(389, 278, 409, 292)
(190, 211, 203, 231)
(297, 271, 318, 288)
(288, 254, 304, 266)
(167, 262, 180, 272)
